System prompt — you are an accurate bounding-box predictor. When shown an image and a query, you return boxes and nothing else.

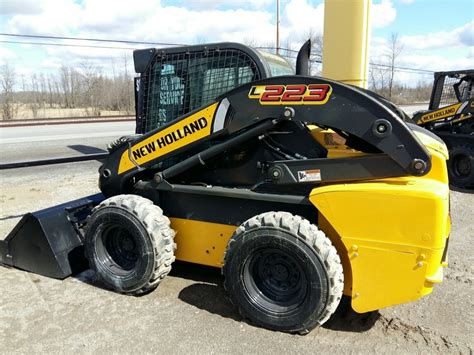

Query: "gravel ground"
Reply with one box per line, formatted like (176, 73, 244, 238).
(0, 162, 472, 354)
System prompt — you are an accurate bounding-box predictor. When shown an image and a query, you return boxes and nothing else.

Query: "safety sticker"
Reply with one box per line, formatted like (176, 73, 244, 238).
(297, 169, 321, 182)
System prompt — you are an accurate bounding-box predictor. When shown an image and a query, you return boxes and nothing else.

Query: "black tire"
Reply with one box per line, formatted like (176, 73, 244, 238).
(223, 211, 343, 334)
(448, 145, 474, 189)
(84, 195, 176, 295)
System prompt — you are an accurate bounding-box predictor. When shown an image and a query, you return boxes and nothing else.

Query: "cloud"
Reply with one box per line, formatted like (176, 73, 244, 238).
(458, 21, 474, 46)
(0, 0, 45, 15)
(282, 0, 325, 43)
(371, 0, 397, 28)
(175, 0, 274, 10)
(5, 0, 81, 35)
(1, 0, 471, 86)
(0, 46, 16, 60)
(400, 20, 474, 50)
(398, 0, 414, 4)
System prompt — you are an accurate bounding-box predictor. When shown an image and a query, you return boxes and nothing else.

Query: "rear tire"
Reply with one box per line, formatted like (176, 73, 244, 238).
(223, 211, 343, 334)
(84, 195, 176, 295)
(448, 145, 474, 189)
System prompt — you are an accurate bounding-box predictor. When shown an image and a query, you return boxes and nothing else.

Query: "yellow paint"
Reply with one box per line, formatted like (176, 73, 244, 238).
(117, 102, 219, 174)
(170, 217, 236, 267)
(417, 102, 462, 124)
(322, 0, 371, 88)
(309, 143, 450, 312)
(308, 125, 365, 158)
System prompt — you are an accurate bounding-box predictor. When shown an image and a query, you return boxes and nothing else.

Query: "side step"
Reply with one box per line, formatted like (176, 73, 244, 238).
(0, 193, 105, 279)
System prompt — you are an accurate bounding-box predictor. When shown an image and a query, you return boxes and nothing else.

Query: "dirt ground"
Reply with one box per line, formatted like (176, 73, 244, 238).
(0, 162, 473, 353)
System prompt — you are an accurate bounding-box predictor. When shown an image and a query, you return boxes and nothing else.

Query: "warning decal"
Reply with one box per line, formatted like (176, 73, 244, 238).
(297, 169, 321, 182)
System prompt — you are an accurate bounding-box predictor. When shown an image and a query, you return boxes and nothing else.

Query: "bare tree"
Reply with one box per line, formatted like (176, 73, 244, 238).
(0, 62, 17, 120)
(369, 65, 389, 95)
(385, 33, 404, 100)
(302, 29, 323, 76)
(80, 61, 102, 115)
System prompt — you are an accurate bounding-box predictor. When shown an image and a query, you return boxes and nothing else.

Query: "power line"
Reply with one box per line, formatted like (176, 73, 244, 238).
(2, 37, 434, 75)
(0, 33, 184, 46)
(0, 40, 135, 50)
(258, 46, 434, 74)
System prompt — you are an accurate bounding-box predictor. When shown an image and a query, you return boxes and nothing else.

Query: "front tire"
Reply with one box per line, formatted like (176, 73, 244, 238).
(223, 212, 343, 334)
(84, 195, 176, 295)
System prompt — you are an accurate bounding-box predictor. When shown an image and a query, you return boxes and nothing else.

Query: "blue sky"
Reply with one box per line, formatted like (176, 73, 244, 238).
(0, 0, 472, 86)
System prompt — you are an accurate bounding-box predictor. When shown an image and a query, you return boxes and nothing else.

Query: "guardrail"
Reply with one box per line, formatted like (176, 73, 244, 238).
(0, 153, 108, 170)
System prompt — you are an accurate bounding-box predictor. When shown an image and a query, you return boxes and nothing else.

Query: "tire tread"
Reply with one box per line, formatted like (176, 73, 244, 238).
(86, 194, 176, 295)
(223, 211, 344, 333)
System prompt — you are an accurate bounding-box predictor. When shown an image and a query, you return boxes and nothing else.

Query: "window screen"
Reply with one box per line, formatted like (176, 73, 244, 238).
(139, 49, 261, 133)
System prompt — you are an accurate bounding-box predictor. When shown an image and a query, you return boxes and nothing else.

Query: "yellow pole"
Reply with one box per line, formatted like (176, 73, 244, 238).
(322, 0, 371, 89)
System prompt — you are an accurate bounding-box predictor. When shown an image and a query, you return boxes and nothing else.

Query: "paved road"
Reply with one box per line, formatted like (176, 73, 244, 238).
(399, 104, 427, 115)
(0, 121, 134, 163)
(0, 121, 134, 143)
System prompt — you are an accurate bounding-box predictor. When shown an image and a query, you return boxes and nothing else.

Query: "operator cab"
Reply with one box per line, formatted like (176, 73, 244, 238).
(133, 43, 294, 134)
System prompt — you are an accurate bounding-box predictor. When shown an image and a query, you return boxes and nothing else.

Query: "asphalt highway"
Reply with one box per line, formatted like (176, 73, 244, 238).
(0, 121, 134, 163)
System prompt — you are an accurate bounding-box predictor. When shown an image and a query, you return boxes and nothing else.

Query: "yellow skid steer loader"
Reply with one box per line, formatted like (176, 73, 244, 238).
(1, 41, 451, 334)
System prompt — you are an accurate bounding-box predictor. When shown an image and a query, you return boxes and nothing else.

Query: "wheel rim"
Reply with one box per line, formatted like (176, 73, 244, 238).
(453, 154, 471, 178)
(97, 224, 139, 275)
(243, 247, 308, 313)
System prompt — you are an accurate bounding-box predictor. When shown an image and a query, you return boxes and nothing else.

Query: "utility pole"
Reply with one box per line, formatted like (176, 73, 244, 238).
(276, 0, 280, 55)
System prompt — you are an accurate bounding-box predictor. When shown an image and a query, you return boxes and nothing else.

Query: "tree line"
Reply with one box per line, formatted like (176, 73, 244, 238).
(1, 33, 434, 120)
(0, 59, 134, 120)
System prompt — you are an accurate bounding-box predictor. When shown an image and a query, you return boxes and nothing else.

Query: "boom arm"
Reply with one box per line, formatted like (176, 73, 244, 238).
(99, 76, 431, 197)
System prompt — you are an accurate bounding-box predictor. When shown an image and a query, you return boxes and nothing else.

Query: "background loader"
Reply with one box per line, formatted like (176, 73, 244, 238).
(412, 70, 473, 189)
(0, 41, 451, 334)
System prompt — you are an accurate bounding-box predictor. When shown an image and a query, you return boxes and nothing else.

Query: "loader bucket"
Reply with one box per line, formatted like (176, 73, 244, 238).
(0, 193, 105, 279)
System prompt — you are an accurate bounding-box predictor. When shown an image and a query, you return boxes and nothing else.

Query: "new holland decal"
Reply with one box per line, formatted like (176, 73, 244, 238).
(248, 84, 332, 105)
(419, 102, 462, 124)
(118, 102, 218, 174)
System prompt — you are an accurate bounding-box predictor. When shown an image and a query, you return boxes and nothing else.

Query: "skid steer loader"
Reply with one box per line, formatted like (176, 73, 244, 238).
(412, 69, 473, 189)
(0, 41, 451, 334)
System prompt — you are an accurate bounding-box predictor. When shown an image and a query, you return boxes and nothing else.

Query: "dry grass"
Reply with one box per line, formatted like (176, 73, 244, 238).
(6, 104, 131, 120)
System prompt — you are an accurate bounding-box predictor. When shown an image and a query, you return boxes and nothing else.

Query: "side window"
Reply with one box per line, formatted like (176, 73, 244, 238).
(145, 63, 186, 131)
(158, 64, 185, 124)
(201, 67, 255, 104)
(140, 49, 261, 133)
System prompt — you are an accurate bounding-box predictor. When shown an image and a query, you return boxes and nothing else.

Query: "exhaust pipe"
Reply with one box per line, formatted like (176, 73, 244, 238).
(296, 39, 312, 76)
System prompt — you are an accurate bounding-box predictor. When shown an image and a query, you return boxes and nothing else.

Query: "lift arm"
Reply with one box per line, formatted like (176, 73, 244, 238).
(99, 76, 431, 196)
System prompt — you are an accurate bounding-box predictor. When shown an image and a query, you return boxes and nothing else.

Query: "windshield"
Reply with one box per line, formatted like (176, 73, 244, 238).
(257, 50, 294, 77)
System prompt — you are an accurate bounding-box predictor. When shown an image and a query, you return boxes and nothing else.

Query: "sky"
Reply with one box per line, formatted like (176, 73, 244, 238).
(0, 0, 473, 87)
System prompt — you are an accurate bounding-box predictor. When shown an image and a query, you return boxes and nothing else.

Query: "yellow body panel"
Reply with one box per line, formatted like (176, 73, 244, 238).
(322, 0, 371, 88)
(310, 146, 450, 313)
(170, 217, 236, 267)
(308, 126, 365, 158)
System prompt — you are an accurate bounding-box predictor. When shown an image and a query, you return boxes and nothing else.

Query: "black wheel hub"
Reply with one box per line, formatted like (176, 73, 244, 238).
(453, 154, 471, 177)
(244, 248, 307, 312)
(100, 225, 139, 273)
